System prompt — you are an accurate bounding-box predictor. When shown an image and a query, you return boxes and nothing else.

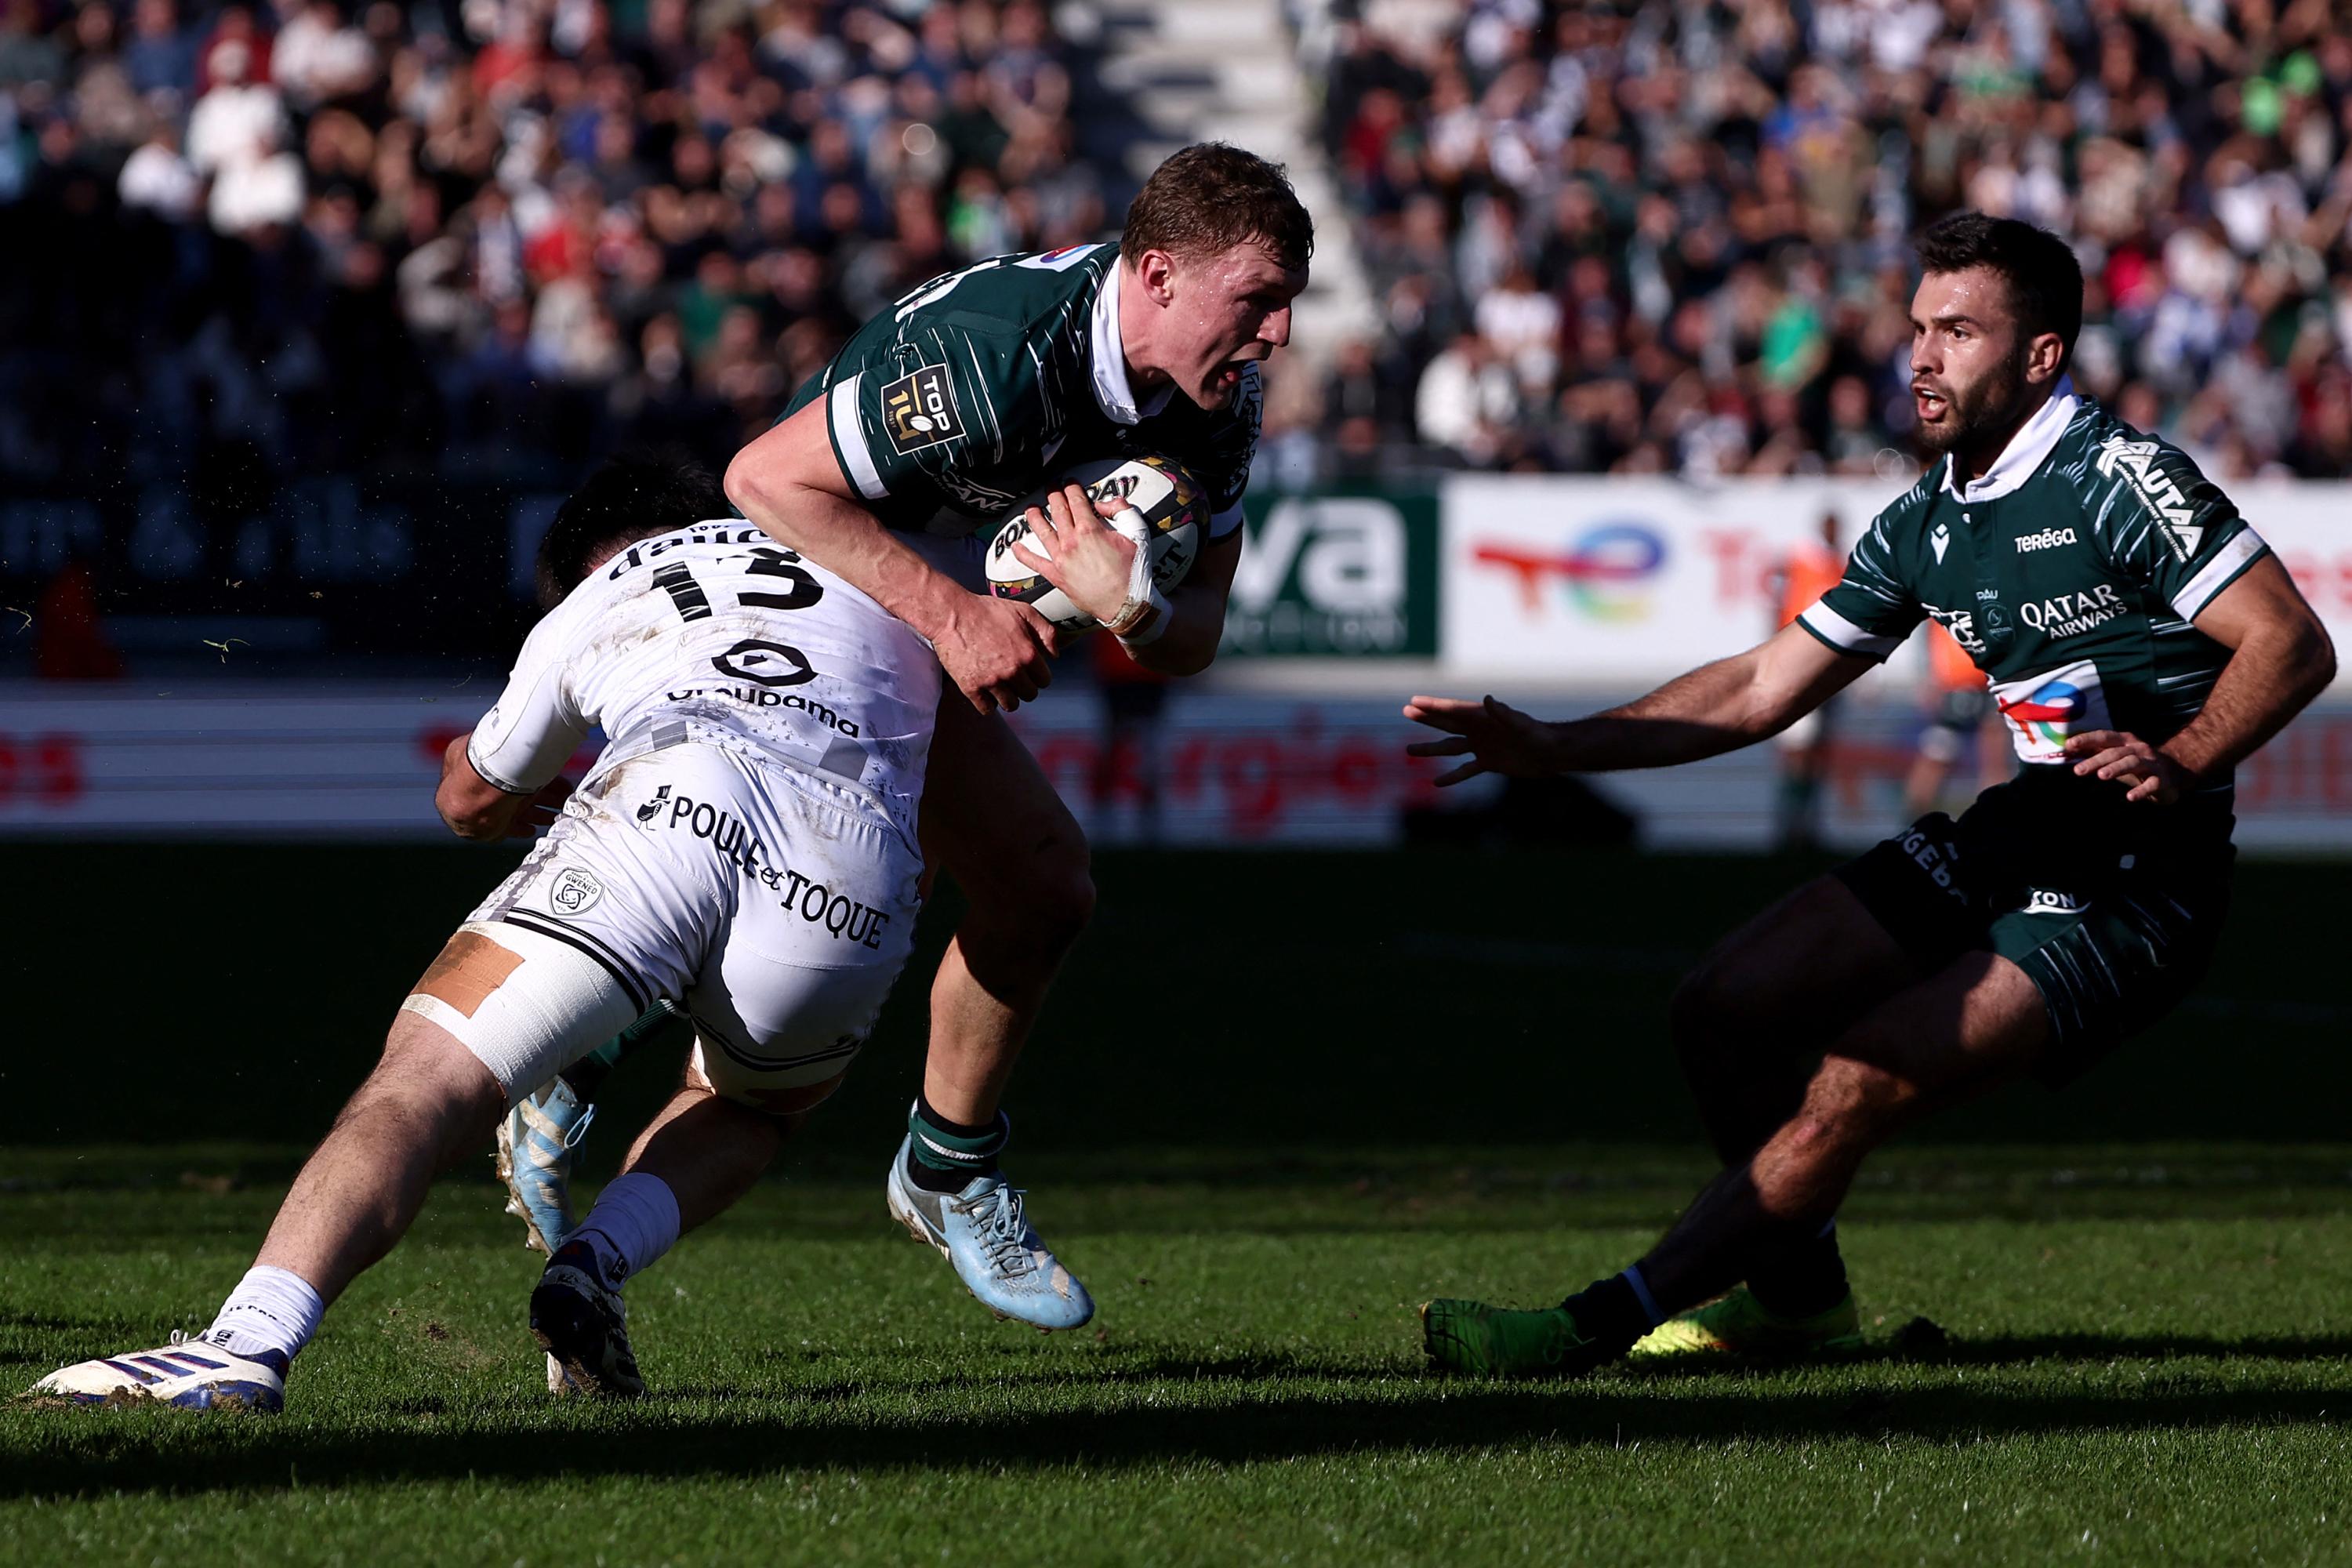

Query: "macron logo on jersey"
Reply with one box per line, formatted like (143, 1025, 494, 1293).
(2095, 436, 2205, 561)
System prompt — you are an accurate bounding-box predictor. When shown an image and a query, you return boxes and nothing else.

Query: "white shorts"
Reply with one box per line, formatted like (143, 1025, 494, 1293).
(404, 742, 924, 1113)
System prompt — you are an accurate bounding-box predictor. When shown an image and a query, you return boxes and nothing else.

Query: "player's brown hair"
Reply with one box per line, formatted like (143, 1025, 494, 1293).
(1122, 143, 1314, 272)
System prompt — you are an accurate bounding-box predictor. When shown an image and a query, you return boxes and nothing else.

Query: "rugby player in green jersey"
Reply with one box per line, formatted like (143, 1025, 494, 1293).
(671, 144, 1305, 1327)
(1409, 213, 2336, 1377)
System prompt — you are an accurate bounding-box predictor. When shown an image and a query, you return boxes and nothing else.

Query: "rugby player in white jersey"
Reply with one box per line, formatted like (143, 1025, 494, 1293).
(501, 143, 1314, 1330)
(32, 454, 950, 1408)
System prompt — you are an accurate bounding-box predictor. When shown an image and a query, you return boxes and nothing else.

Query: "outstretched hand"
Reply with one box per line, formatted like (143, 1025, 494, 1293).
(1403, 695, 1563, 786)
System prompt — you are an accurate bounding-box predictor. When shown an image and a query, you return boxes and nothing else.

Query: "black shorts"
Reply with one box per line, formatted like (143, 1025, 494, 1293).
(1834, 779, 2234, 1082)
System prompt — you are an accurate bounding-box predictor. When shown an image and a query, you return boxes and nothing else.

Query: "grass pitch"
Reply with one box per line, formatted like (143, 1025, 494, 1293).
(7, 847, 2352, 1562)
(5, 1143, 2350, 1566)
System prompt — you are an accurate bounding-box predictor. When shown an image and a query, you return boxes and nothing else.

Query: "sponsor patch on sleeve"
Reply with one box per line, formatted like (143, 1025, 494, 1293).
(880, 364, 965, 453)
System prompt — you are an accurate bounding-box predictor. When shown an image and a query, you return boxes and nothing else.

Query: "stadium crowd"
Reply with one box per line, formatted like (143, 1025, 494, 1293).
(0, 0, 1113, 489)
(10, 0, 2352, 500)
(1308, 0, 2352, 481)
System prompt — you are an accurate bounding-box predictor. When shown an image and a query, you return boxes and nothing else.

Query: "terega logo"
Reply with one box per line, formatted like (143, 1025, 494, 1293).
(2096, 436, 2205, 560)
(2016, 527, 2077, 553)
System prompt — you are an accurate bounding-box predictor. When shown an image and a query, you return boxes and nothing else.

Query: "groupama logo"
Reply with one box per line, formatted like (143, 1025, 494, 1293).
(1472, 521, 1668, 621)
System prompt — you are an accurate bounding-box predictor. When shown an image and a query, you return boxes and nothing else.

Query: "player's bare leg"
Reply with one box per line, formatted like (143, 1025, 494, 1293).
(252, 1011, 506, 1303)
(29, 1010, 506, 1410)
(1577, 876, 1922, 1357)
(1639, 952, 2048, 1308)
(1668, 877, 1920, 1167)
(887, 696, 1098, 1330)
(917, 695, 1095, 1127)
(1425, 953, 2053, 1377)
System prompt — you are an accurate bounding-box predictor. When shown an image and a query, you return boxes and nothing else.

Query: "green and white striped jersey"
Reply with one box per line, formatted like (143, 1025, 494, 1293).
(782, 242, 1258, 543)
(1799, 385, 2270, 815)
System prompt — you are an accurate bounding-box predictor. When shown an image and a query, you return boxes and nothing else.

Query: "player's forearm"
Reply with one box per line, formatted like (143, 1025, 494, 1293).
(724, 462, 965, 640)
(2160, 617, 2336, 781)
(436, 731, 524, 840)
(1548, 652, 1786, 772)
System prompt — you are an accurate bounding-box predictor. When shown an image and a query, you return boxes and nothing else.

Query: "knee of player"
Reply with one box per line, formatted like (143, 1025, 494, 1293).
(1791, 1058, 1913, 1150)
(1000, 839, 1095, 949)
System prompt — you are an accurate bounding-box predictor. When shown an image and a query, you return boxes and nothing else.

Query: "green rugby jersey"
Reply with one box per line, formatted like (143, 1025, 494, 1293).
(1798, 385, 2270, 827)
(781, 242, 1258, 543)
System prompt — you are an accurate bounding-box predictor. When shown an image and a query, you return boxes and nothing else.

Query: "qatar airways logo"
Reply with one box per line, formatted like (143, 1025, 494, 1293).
(2019, 583, 2123, 638)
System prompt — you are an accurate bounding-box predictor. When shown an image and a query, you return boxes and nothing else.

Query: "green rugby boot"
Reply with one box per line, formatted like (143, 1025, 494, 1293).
(1628, 1287, 1864, 1361)
(1421, 1298, 1612, 1379)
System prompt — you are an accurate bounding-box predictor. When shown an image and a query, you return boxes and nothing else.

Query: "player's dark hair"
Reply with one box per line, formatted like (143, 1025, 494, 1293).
(1915, 212, 2083, 373)
(1123, 142, 1314, 272)
(535, 448, 730, 606)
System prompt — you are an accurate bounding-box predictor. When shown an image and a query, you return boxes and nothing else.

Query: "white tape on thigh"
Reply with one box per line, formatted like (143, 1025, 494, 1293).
(399, 921, 641, 1107)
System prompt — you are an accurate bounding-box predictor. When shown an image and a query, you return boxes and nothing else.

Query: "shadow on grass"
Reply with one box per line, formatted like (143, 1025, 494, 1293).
(8, 1341, 2350, 1501)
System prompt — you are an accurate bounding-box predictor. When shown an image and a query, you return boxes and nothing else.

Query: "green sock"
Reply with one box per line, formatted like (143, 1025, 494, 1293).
(906, 1097, 1010, 1193)
(561, 1000, 690, 1100)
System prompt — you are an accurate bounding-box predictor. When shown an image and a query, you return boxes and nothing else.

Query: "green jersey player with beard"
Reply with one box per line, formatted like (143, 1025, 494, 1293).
(1408, 213, 2336, 1378)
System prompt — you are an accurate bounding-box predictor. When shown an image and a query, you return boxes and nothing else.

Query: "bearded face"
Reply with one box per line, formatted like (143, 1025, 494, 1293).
(1907, 267, 2055, 466)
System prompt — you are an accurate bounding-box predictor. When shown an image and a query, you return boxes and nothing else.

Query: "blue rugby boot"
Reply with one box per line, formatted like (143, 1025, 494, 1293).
(29, 1332, 287, 1412)
(885, 1136, 1094, 1331)
(496, 1076, 597, 1256)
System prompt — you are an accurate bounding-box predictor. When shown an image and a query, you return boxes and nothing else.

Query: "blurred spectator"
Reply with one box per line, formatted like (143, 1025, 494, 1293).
(0, 0, 1127, 501)
(1315, 0, 2352, 478)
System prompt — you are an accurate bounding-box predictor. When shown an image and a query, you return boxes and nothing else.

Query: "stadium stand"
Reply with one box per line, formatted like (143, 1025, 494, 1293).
(0, 0, 1144, 495)
(1302, 0, 2352, 484)
(5, 0, 2352, 608)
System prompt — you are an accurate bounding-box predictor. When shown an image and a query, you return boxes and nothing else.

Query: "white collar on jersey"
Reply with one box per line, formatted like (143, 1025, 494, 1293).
(1938, 375, 2080, 504)
(1090, 257, 1177, 426)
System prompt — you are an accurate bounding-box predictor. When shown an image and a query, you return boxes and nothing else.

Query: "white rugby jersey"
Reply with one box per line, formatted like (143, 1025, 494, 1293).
(469, 521, 940, 846)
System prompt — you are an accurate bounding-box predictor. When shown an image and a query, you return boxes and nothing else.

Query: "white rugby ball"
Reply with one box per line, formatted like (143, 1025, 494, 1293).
(983, 452, 1207, 632)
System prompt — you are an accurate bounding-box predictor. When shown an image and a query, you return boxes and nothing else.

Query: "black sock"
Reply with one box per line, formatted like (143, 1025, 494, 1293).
(1561, 1272, 1657, 1358)
(1746, 1221, 1850, 1318)
(905, 1095, 1010, 1193)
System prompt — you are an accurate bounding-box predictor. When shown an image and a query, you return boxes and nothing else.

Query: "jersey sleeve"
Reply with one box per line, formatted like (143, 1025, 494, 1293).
(2085, 436, 2270, 622)
(466, 607, 590, 795)
(1795, 503, 1926, 660)
(822, 324, 1036, 516)
(1198, 364, 1263, 542)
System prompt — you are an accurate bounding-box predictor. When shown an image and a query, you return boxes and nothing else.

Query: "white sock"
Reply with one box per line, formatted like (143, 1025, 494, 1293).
(205, 1265, 325, 1363)
(571, 1173, 681, 1290)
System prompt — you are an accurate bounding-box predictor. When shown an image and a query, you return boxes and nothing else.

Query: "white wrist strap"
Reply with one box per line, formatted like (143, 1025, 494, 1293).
(1116, 585, 1173, 646)
(1123, 532, 1156, 603)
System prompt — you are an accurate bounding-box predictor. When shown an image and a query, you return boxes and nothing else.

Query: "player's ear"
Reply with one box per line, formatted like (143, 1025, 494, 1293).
(2027, 330, 2065, 387)
(1134, 248, 1177, 305)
